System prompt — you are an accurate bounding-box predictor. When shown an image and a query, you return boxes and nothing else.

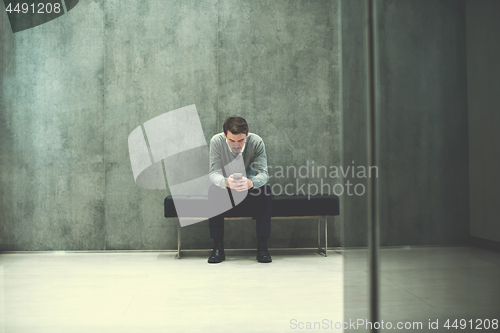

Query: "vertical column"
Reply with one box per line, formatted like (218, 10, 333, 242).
(366, 0, 379, 331)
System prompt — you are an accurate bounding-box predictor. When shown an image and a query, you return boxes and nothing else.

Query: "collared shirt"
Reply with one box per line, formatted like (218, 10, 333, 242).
(225, 140, 246, 155)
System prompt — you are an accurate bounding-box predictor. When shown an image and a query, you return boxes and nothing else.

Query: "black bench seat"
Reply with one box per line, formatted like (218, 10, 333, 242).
(164, 194, 340, 258)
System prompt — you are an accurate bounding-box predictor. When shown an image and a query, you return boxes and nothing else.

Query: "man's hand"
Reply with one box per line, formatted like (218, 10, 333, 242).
(226, 175, 254, 192)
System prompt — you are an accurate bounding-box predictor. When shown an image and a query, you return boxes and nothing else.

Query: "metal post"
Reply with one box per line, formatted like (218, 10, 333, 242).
(324, 216, 328, 257)
(318, 218, 321, 253)
(366, 0, 379, 331)
(177, 220, 181, 259)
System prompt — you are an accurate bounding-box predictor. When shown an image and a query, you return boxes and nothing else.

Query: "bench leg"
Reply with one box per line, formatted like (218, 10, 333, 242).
(177, 220, 181, 259)
(317, 216, 328, 257)
(317, 218, 321, 252)
(325, 216, 328, 257)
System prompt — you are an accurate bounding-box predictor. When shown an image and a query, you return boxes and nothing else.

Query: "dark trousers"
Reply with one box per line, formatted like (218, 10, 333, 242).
(208, 184, 272, 239)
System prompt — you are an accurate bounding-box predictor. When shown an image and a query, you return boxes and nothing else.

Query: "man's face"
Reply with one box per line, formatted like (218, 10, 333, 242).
(225, 131, 248, 153)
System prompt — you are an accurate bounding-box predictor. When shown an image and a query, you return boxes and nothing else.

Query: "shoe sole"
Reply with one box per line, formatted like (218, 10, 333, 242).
(208, 256, 225, 263)
(257, 258, 272, 263)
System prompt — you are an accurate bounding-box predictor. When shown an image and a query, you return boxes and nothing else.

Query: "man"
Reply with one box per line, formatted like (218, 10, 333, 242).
(208, 116, 272, 264)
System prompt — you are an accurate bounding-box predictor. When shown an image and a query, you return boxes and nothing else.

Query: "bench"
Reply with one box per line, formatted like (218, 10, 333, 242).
(164, 194, 340, 259)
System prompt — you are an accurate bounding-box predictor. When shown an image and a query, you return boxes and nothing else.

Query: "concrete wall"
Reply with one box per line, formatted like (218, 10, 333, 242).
(1, 0, 474, 251)
(466, 0, 500, 243)
(0, 0, 341, 251)
(377, 0, 469, 246)
(339, 0, 370, 249)
(341, 0, 470, 248)
(0, 0, 106, 251)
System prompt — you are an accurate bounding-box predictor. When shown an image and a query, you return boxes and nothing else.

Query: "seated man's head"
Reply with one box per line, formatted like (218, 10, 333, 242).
(223, 116, 249, 153)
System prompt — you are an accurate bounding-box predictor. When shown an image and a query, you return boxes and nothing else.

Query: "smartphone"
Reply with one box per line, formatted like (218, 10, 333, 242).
(233, 173, 242, 180)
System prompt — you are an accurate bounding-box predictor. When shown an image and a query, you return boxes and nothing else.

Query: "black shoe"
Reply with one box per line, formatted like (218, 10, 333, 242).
(208, 238, 225, 263)
(256, 237, 272, 263)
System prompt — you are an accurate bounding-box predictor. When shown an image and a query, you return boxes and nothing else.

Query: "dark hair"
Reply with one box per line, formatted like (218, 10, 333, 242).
(223, 116, 249, 135)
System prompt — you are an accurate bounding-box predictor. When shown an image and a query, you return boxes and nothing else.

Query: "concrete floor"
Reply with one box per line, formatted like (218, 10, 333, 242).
(0, 248, 343, 333)
(0, 246, 499, 333)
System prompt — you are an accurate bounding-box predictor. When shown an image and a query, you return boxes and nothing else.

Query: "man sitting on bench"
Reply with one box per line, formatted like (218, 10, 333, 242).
(208, 116, 272, 264)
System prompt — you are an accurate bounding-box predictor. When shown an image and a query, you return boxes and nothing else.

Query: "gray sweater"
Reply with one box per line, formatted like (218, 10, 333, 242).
(209, 132, 269, 189)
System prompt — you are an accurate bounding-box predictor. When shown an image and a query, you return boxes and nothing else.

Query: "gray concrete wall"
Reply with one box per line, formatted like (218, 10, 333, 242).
(376, 0, 469, 246)
(339, 0, 370, 249)
(341, 0, 469, 248)
(0, 0, 341, 251)
(0, 0, 106, 251)
(466, 0, 500, 243)
(1, 0, 473, 251)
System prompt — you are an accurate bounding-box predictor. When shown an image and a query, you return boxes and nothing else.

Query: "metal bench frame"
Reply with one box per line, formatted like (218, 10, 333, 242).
(176, 215, 330, 259)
